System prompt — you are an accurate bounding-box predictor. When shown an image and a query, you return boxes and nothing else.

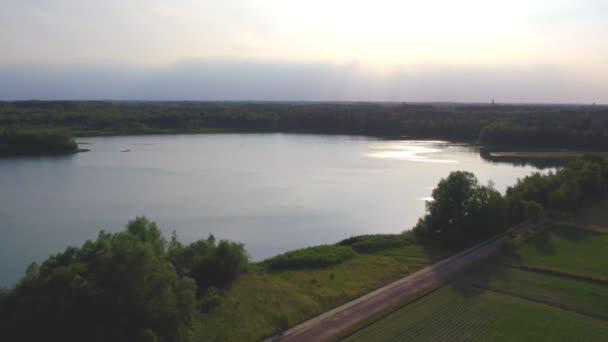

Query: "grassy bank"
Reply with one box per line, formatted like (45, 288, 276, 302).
(196, 242, 449, 341)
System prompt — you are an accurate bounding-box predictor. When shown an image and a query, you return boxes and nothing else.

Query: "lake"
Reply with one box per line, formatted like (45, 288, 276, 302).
(0, 133, 550, 286)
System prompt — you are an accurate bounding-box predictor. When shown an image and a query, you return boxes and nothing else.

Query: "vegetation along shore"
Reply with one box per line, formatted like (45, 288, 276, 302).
(2, 101, 608, 157)
(2, 153, 607, 341)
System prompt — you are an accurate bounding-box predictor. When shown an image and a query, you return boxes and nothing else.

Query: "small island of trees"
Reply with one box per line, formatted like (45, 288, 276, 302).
(0, 128, 80, 157)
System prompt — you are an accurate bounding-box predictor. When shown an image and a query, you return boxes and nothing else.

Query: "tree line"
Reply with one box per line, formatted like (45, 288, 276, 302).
(1, 101, 607, 148)
(414, 154, 608, 248)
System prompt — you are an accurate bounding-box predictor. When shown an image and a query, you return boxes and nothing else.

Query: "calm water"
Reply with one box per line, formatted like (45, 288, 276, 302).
(0, 134, 548, 286)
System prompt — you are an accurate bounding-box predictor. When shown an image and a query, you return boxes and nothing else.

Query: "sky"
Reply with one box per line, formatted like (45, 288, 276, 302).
(1, 0, 606, 103)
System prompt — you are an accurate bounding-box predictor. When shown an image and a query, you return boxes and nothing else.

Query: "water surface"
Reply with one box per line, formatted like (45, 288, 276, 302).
(0, 134, 549, 286)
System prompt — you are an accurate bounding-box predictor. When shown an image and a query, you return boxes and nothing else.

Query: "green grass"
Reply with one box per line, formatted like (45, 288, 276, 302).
(344, 285, 608, 342)
(343, 220, 608, 342)
(503, 226, 608, 281)
(264, 245, 355, 270)
(462, 264, 608, 319)
(338, 233, 416, 253)
(196, 244, 449, 341)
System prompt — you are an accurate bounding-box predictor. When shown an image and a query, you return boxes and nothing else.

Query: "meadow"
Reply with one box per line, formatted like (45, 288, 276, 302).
(503, 226, 608, 281)
(197, 243, 448, 341)
(463, 264, 608, 319)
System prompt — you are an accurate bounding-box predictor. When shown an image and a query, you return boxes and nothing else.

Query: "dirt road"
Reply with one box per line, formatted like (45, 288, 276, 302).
(266, 227, 528, 342)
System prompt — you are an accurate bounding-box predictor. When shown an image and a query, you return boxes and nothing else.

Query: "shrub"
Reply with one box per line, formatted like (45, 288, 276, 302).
(199, 287, 224, 313)
(339, 233, 415, 253)
(276, 314, 289, 332)
(264, 245, 355, 270)
(168, 234, 249, 293)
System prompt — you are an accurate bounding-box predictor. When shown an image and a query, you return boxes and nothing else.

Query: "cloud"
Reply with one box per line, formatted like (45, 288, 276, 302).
(0, 59, 604, 103)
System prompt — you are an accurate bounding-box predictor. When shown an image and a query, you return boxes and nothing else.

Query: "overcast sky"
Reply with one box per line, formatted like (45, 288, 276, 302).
(1, 0, 606, 103)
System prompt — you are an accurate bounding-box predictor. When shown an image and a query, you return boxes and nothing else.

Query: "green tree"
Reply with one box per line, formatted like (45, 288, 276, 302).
(414, 171, 507, 248)
(0, 217, 198, 342)
(169, 235, 248, 293)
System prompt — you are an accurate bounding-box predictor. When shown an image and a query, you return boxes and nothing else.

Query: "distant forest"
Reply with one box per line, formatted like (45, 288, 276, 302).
(1, 101, 608, 148)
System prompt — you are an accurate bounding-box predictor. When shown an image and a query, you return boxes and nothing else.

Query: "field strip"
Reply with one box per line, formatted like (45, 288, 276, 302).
(462, 282, 608, 321)
(500, 264, 608, 285)
(343, 286, 501, 342)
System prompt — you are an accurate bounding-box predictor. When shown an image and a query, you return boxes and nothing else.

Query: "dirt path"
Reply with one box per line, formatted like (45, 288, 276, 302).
(265, 227, 530, 342)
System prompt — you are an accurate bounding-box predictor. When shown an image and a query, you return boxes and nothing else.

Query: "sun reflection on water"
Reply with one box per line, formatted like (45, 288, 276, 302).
(366, 141, 459, 163)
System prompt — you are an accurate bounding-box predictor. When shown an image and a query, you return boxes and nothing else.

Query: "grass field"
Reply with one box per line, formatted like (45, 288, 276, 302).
(462, 264, 608, 319)
(344, 221, 608, 341)
(503, 226, 608, 281)
(196, 244, 448, 341)
(344, 285, 608, 342)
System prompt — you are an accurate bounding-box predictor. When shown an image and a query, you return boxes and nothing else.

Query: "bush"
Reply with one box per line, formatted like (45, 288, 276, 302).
(168, 234, 249, 293)
(199, 287, 224, 313)
(264, 245, 355, 270)
(338, 233, 415, 253)
(276, 314, 289, 333)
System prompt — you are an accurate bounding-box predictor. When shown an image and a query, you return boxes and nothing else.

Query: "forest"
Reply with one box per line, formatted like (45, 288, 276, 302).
(1, 101, 607, 149)
(0, 128, 79, 156)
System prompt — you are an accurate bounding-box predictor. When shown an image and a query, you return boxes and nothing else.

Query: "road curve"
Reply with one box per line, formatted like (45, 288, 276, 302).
(264, 226, 529, 342)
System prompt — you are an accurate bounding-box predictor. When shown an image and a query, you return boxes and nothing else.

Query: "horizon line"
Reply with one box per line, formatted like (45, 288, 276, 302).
(1, 99, 606, 107)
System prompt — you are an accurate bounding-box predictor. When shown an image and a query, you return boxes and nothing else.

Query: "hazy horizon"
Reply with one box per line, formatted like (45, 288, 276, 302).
(2, 1, 606, 103)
